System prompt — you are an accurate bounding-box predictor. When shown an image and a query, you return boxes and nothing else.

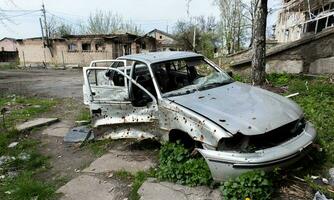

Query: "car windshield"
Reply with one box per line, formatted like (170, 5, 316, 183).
(151, 57, 233, 97)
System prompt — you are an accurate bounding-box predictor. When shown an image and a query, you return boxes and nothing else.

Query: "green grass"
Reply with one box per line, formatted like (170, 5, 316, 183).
(0, 62, 17, 70)
(83, 139, 114, 157)
(129, 170, 156, 200)
(0, 172, 56, 200)
(114, 170, 133, 181)
(76, 108, 91, 122)
(0, 95, 58, 200)
(0, 95, 57, 128)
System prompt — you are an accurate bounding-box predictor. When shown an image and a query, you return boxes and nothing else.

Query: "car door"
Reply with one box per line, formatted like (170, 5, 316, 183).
(83, 61, 158, 127)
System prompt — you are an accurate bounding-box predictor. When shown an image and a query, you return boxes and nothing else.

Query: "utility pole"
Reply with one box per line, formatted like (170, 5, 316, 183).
(192, 27, 196, 52)
(39, 18, 45, 47)
(41, 3, 49, 47)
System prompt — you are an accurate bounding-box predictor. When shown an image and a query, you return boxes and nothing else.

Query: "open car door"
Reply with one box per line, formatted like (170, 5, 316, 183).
(83, 62, 158, 127)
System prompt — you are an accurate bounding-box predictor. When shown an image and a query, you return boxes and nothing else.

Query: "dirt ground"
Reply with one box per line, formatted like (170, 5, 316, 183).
(0, 69, 160, 199)
(0, 69, 83, 99)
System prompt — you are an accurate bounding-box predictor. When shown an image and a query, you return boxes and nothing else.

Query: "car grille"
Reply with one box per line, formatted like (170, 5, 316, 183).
(218, 118, 306, 153)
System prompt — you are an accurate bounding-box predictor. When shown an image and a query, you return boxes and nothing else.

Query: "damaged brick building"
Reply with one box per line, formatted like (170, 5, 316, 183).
(16, 33, 157, 67)
(223, 0, 334, 74)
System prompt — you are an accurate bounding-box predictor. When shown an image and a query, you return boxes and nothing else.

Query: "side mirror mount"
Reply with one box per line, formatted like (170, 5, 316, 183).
(227, 71, 233, 78)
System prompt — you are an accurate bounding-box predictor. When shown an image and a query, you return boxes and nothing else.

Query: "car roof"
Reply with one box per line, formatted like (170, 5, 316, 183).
(118, 51, 203, 64)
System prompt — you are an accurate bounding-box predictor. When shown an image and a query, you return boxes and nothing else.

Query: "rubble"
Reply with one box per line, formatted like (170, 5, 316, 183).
(313, 191, 332, 200)
(7, 142, 18, 148)
(16, 118, 59, 131)
(329, 168, 334, 186)
(63, 126, 94, 143)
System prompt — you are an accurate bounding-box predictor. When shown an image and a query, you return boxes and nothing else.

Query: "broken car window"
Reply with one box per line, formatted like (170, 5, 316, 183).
(152, 57, 233, 97)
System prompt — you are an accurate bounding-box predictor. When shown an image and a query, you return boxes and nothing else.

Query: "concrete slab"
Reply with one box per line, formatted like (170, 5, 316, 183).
(83, 150, 155, 174)
(57, 175, 121, 200)
(41, 121, 72, 137)
(138, 178, 221, 200)
(16, 118, 59, 131)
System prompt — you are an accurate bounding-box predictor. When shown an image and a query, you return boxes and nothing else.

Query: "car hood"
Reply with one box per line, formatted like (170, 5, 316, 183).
(168, 82, 303, 136)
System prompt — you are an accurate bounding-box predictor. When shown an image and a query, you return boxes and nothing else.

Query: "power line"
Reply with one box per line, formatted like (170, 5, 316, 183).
(0, 9, 40, 12)
(0, 10, 40, 20)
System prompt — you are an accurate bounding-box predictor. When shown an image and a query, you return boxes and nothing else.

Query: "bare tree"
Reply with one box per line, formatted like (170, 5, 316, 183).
(46, 17, 75, 37)
(80, 10, 142, 35)
(251, 0, 267, 85)
(174, 16, 218, 58)
(216, 0, 250, 54)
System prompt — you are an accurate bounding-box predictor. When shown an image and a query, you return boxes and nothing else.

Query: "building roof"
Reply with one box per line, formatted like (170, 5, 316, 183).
(0, 37, 17, 42)
(147, 29, 175, 39)
(118, 51, 202, 64)
(62, 32, 139, 39)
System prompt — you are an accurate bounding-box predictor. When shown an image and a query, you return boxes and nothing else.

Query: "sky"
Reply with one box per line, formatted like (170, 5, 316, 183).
(0, 0, 280, 39)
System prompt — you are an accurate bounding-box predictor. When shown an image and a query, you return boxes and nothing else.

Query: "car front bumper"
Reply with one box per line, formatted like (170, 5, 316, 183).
(197, 122, 316, 181)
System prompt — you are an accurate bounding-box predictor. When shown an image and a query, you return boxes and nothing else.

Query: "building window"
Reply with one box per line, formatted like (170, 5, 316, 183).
(141, 43, 146, 50)
(68, 43, 77, 51)
(95, 43, 105, 51)
(124, 45, 131, 55)
(159, 35, 163, 39)
(1, 47, 4, 51)
(82, 43, 91, 51)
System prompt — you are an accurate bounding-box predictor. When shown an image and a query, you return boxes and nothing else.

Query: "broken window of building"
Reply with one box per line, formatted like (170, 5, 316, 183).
(95, 41, 105, 51)
(141, 43, 146, 50)
(68, 43, 77, 51)
(123, 45, 131, 55)
(82, 43, 91, 51)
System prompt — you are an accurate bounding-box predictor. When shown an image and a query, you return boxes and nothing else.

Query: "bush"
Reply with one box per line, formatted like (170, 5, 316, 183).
(157, 142, 212, 186)
(220, 170, 273, 200)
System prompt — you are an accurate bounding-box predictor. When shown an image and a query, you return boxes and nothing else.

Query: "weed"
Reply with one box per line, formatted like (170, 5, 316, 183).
(84, 139, 113, 156)
(0, 96, 57, 200)
(157, 142, 212, 186)
(76, 108, 91, 122)
(0, 95, 57, 127)
(220, 170, 273, 200)
(114, 170, 133, 181)
(0, 172, 56, 200)
(129, 169, 156, 200)
(0, 63, 17, 70)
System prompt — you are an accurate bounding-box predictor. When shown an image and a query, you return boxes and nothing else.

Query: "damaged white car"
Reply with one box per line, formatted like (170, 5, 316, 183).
(83, 51, 316, 181)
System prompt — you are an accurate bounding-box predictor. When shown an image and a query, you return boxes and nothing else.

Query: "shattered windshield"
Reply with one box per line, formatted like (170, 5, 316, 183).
(151, 57, 233, 97)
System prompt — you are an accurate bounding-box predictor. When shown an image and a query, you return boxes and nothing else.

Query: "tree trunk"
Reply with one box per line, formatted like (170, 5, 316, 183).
(251, 0, 267, 85)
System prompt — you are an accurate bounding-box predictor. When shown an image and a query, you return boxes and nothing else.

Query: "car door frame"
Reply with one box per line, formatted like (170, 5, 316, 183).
(83, 64, 158, 127)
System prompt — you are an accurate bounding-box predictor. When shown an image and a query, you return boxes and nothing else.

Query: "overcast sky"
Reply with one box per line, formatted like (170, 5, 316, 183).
(0, 0, 280, 39)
